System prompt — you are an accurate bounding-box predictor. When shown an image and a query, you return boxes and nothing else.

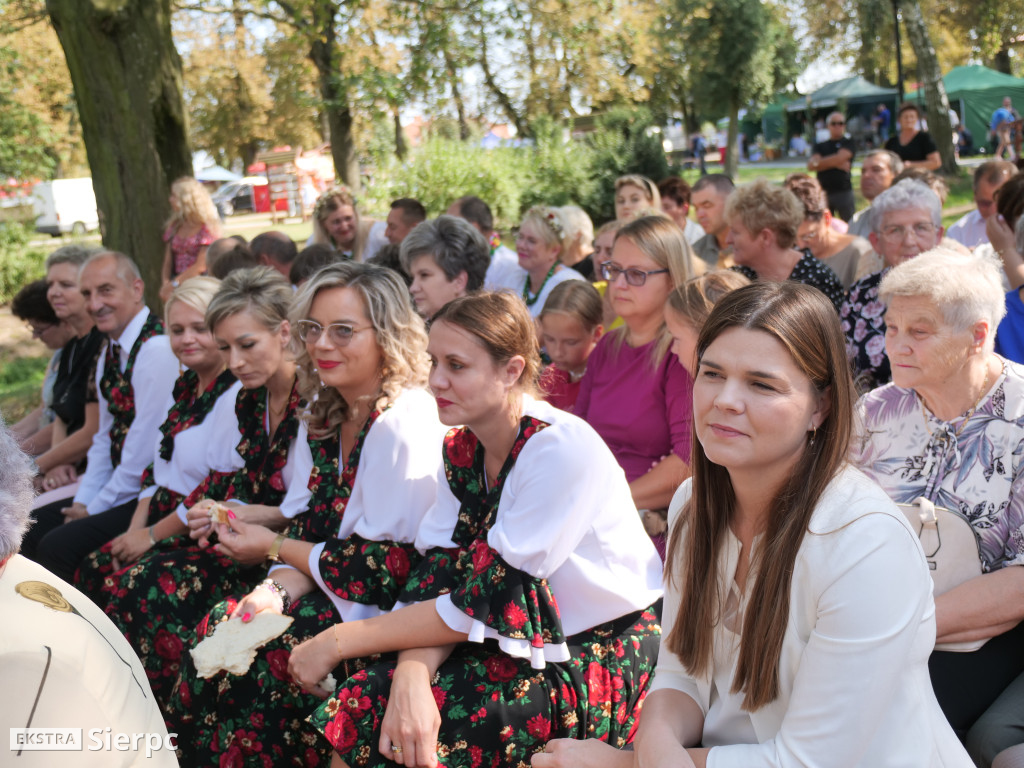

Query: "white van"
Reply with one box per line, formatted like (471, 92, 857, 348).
(32, 178, 100, 236)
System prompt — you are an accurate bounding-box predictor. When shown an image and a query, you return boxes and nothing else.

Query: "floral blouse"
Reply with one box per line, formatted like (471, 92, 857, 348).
(840, 270, 889, 394)
(852, 359, 1024, 573)
(163, 224, 214, 276)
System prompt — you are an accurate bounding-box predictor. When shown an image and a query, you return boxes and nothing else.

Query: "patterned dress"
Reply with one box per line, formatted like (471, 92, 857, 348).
(97, 380, 303, 706)
(840, 269, 890, 394)
(309, 397, 663, 767)
(853, 360, 1024, 573)
(734, 249, 846, 312)
(165, 389, 446, 767)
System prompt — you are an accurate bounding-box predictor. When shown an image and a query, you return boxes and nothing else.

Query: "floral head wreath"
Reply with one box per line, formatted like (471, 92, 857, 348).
(313, 185, 358, 222)
(529, 205, 564, 241)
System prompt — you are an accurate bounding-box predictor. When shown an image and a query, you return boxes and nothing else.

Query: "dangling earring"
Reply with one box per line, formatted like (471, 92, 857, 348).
(808, 426, 817, 447)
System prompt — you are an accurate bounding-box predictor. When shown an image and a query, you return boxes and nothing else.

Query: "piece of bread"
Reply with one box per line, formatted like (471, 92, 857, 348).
(209, 503, 230, 525)
(191, 612, 293, 678)
(319, 673, 338, 691)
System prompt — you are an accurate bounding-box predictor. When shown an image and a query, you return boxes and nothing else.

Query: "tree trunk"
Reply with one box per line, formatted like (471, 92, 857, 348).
(725, 97, 740, 179)
(900, 0, 957, 175)
(308, 1, 360, 190)
(392, 108, 407, 161)
(443, 46, 470, 140)
(45, 0, 191, 308)
(993, 46, 1011, 75)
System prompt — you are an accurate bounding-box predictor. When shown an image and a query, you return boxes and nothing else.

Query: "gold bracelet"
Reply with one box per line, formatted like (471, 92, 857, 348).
(267, 533, 286, 562)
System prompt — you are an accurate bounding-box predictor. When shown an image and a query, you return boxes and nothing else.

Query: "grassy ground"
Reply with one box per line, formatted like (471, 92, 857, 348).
(0, 308, 48, 423)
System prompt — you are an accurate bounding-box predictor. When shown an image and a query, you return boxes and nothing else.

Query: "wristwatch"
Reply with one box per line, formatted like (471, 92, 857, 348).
(267, 533, 286, 562)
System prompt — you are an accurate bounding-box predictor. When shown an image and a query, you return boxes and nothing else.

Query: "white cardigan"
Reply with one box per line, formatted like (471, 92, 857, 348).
(651, 466, 971, 767)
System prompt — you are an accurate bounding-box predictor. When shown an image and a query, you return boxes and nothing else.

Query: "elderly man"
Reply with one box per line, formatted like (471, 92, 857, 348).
(947, 161, 1018, 250)
(840, 179, 945, 393)
(848, 149, 904, 238)
(446, 195, 520, 289)
(0, 424, 178, 767)
(808, 111, 857, 222)
(22, 251, 178, 579)
(690, 173, 735, 269)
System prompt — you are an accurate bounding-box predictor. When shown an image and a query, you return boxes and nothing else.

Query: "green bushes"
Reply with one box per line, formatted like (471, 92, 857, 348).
(367, 107, 671, 232)
(0, 221, 46, 306)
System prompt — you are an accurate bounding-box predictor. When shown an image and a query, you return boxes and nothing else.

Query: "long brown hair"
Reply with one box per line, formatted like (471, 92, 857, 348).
(664, 281, 855, 710)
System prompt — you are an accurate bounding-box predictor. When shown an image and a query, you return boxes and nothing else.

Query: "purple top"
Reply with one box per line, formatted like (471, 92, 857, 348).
(575, 331, 694, 482)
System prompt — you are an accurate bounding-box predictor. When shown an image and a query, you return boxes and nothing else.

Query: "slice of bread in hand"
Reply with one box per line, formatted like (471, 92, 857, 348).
(209, 503, 230, 525)
(191, 612, 294, 678)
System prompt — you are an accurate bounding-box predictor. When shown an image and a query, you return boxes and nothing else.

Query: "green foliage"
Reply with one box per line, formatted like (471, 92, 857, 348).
(581, 107, 671, 224)
(518, 116, 597, 212)
(0, 354, 48, 423)
(0, 45, 57, 180)
(0, 222, 47, 305)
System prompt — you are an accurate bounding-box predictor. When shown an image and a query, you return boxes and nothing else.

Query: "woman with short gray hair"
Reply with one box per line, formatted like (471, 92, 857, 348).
(840, 179, 945, 393)
(852, 247, 1024, 767)
(400, 214, 490, 319)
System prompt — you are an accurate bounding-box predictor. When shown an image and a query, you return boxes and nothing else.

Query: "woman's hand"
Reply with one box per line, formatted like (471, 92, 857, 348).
(213, 516, 277, 566)
(288, 627, 341, 699)
(109, 527, 153, 570)
(532, 739, 632, 768)
(988, 214, 1018, 260)
(41, 464, 77, 492)
(159, 280, 174, 303)
(379, 660, 441, 768)
(228, 584, 282, 622)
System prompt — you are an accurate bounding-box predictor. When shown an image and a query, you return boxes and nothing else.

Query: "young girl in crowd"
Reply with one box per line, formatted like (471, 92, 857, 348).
(160, 177, 221, 302)
(165, 262, 447, 766)
(538, 280, 604, 412)
(91, 267, 303, 705)
(663, 270, 751, 375)
(614, 174, 661, 221)
(285, 291, 661, 768)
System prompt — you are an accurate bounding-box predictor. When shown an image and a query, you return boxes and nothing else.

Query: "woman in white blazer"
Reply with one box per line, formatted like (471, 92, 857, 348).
(536, 281, 969, 768)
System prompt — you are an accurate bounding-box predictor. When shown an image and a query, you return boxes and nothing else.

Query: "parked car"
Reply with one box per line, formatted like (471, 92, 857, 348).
(211, 176, 268, 217)
(32, 178, 100, 236)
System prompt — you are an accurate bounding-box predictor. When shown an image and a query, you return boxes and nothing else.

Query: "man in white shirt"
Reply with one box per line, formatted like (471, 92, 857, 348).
(0, 424, 178, 767)
(847, 149, 903, 238)
(946, 160, 1017, 250)
(23, 251, 179, 580)
(446, 195, 521, 289)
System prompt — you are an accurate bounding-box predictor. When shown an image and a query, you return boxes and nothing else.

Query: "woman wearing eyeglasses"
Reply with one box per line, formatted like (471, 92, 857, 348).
(493, 206, 585, 318)
(840, 179, 944, 394)
(163, 262, 447, 767)
(576, 215, 700, 558)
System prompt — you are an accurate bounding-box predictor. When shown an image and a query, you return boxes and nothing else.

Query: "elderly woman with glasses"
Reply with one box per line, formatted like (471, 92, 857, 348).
(840, 179, 944, 393)
(163, 262, 448, 767)
(576, 215, 700, 558)
(852, 248, 1024, 768)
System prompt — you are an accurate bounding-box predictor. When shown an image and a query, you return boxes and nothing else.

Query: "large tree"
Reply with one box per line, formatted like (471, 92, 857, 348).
(681, 0, 799, 177)
(45, 0, 192, 303)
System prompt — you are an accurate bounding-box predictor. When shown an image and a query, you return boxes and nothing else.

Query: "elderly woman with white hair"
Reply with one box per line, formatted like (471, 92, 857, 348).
(840, 179, 945, 393)
(852, 247, 1024, 767)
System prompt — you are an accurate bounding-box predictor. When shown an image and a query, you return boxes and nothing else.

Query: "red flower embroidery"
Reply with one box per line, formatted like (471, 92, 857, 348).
(503, 602, 528, 630)
(265, 649, 292, 682)
(337, 685, 371, 715)
(385, 547, 411, 582)
(158, 571, 176, 596)
(324, 716, 359, 752)
(471, 540, 494, 573)
(153, 629, 183, 661)
(446, 431, 476, 468)
(526, 713, 551, 741)
(431, 685, 447, 710)
(586, 661, 612, 706)
(483, 654, 519, 682)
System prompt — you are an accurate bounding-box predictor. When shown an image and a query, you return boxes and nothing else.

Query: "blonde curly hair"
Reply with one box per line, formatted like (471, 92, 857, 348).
(290, 261, 429, 436)
(166, 176, 221, 233)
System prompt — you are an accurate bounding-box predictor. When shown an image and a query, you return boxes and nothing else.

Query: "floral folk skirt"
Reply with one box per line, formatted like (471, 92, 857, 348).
(308, 603, 661, 768)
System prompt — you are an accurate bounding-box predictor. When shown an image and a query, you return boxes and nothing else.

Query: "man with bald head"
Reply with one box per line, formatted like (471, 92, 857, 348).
(251, 231, 297, 278)
(947, 160, 1018, 250)
(22, 251, 179, 580)
(808, 111, 856, 222)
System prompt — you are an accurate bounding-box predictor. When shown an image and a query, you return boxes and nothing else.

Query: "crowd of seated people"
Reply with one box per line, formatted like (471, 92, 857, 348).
(6, 162, 1024, 768)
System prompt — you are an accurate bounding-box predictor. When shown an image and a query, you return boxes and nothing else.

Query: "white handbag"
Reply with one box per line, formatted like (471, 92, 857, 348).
(897, 497, 986, 653)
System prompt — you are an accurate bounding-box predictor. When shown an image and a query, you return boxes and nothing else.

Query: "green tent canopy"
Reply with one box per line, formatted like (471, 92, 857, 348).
(906, 65, 1024, 150)
(785, 76, 898, 112)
